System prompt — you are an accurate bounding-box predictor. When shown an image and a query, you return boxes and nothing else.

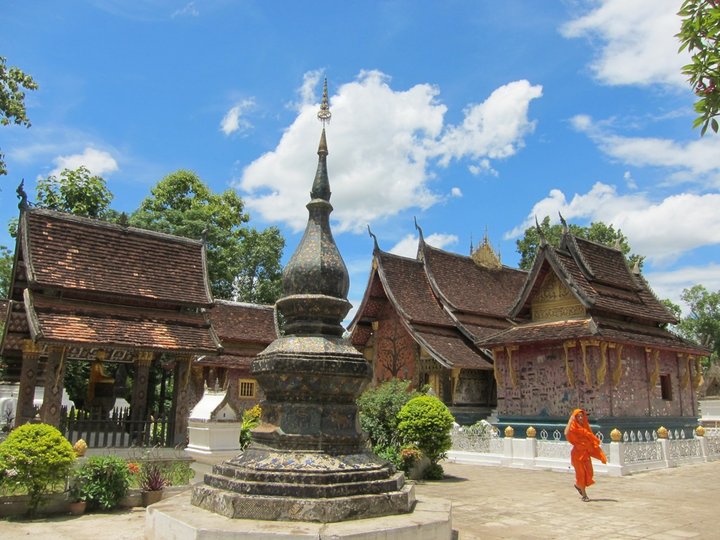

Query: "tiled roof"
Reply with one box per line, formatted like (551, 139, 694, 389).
(207, 300, 277, 345)
(24, 292, 219, 354)
(22, 208, 212, 306)
(514, 234, 675, 325)
(422, 244, 527, 317)
(479, 316, 707, 355)
(570, 236, 639, 291)
(195, 354, 255, 369)
(376, 251, 452, 327)
(412, 327, 493, 370)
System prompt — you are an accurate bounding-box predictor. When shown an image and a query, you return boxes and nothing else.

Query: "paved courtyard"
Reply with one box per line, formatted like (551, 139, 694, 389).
(1, 460, 717, 539)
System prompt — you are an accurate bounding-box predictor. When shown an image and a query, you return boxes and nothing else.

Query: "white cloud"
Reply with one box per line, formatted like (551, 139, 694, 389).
(433, 80, 542, 166)
(572, 114, 720, 188)
(623, 171, 637, 190)
(505, 182, 720, 264)
(220, 99, 255, 136)
(239, 71, 542, 233)
(171, 2, 198, 18)
(450, 187, 463, 198)
(646, 263, 720, 313)
(561, 0, 689, 87)
(389, 233, 458, 258)
(48, 147, 118, 178)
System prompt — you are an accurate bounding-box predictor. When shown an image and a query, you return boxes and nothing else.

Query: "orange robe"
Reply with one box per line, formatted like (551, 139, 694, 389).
(565, 408, 607, 488)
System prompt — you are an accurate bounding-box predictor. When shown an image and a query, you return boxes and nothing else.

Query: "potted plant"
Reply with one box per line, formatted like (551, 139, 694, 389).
(67, 476, 87, 515)
(140, 463, 167, 506)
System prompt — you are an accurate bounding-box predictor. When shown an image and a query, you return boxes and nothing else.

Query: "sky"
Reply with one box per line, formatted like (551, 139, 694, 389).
(2, 0, 719, 321)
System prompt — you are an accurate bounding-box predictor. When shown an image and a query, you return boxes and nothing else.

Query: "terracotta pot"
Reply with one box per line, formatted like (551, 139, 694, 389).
(142, 490, 163, 507)
(69, 501, 87, 515)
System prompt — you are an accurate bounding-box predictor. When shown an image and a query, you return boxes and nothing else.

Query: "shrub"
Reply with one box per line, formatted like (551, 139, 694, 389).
(76, 455, 131, 510)
(356, 379, 418, 450)
(0, 423, 75, 514)
(397, 395, 455, 476)
(464, 419, 498, 439)
(239, 404, 262, 450)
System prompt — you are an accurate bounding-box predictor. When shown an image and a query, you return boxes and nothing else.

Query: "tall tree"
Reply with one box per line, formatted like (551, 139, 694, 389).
(677, 285, 720, 364)
(0, 56, 38, 176)
(515, 216, 642, 271)
(36, 166, 114, 218)
(130, 170, 284, 302)
(678, 0, 720, 135)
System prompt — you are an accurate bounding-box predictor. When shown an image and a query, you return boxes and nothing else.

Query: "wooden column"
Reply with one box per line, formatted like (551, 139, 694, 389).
(131, 351, 154, 425)
(171, 355, 192, 446)
(15, 340, 42, 427)
(40, 345, 67, 427)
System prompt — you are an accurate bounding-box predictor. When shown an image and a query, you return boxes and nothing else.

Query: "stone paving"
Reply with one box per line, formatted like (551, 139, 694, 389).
(1, 460, 718, 539)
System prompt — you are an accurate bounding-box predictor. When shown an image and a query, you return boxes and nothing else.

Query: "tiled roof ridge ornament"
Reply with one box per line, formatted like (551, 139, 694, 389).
(470, 227, 502, 269)
(367, 224, 380, 253)
(535, 215, 547, 247)
(16, 179, 28, 210)
(276, 79, 351, 336)
(559, 211, 569, 235)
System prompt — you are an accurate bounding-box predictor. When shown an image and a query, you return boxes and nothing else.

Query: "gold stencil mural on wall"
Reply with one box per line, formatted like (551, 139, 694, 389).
(531, 273, 585, 322)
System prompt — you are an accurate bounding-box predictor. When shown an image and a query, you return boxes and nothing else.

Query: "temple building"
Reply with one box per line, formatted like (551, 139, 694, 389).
(350, 226, 526, 423)
(194, 300, 278, 412)
(1, 204, 224, 445)
(350, 222, 710, 433)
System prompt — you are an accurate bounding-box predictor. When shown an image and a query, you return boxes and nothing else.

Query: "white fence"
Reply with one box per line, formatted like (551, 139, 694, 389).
(448, 426, 720, 476)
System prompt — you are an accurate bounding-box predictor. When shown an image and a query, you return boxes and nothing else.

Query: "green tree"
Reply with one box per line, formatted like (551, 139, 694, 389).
(0, 56, 38, 176)
(36, 166, 114, 218)
(0, 245, 12, 299)
(678, 0, 720, 135)
(677, 285, 720, 364)
(515, 216, 642, 271)
(130, 170, 284, 301)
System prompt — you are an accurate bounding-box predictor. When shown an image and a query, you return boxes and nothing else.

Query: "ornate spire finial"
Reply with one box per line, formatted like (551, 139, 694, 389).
(469, 232, 474, 255)
(558, 212, 569, 234)
(535, 216, 547, 247)
(414, 216, 425, 244)
(367, 225, 379, 252)
(317, 78, 331, 126)
(16, 179, 28, 210)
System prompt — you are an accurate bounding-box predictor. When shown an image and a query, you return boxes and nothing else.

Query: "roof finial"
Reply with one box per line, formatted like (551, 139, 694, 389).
(414, 216, 425, 244)
(469, 232, 474, 255)
(558, 212, 569, 234)
(317, 78, 331, 126)
(367, 224, 379, 252)
(535, 216, 547, 247)
(16, 179, 28, 210)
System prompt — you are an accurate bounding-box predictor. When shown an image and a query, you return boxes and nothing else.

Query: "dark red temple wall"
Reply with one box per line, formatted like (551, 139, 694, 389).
(373, 305, 417, 383)
(496, 343, 696, 420)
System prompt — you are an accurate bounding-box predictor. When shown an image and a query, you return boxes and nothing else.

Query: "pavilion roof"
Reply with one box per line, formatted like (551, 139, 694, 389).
(20, 208, 213, 307)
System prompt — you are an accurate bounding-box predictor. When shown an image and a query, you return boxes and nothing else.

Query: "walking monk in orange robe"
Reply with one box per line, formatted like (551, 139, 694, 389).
(564, 408, 607, 501)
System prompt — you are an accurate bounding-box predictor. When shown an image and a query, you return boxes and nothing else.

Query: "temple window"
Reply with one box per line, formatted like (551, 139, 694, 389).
(239, 380, 256, 399)
(660, 374, 672, 401)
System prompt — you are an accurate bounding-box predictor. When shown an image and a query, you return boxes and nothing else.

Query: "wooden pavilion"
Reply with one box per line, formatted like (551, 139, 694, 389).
(0, 204, 221, 445)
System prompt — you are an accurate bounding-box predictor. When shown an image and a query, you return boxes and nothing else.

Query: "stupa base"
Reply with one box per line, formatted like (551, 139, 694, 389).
(146, 490, 452, 540)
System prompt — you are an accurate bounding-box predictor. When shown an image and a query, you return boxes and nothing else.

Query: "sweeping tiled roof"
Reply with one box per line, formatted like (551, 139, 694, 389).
(376, 251, 452, 327)
(349, 248, 493, 370)
(21, 208, 212, 306)
(208, 300, 277, 345)
(513, 233, 676, 325)
(422, 243, 527, 317)
(479, 315, 708, 355)
(195, 354, 256, 369)
(24, 291, 219, 354)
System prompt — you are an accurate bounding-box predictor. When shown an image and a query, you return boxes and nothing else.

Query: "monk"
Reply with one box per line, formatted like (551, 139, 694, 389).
(564, 408, 607, 502)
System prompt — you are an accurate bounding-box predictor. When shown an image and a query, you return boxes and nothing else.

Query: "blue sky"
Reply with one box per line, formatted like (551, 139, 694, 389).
(2, 0, 719, 319)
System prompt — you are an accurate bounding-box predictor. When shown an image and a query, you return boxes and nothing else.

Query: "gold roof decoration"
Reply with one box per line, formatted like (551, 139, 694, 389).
(470, 230, 502, 269)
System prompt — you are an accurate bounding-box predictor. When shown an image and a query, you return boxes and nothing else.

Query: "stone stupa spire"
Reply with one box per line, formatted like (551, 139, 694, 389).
(277, 78, 350, 336)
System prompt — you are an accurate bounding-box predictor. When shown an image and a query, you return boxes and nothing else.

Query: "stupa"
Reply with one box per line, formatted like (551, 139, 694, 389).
(191, 79, 414, 522)
(146, 80, 451, 539)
